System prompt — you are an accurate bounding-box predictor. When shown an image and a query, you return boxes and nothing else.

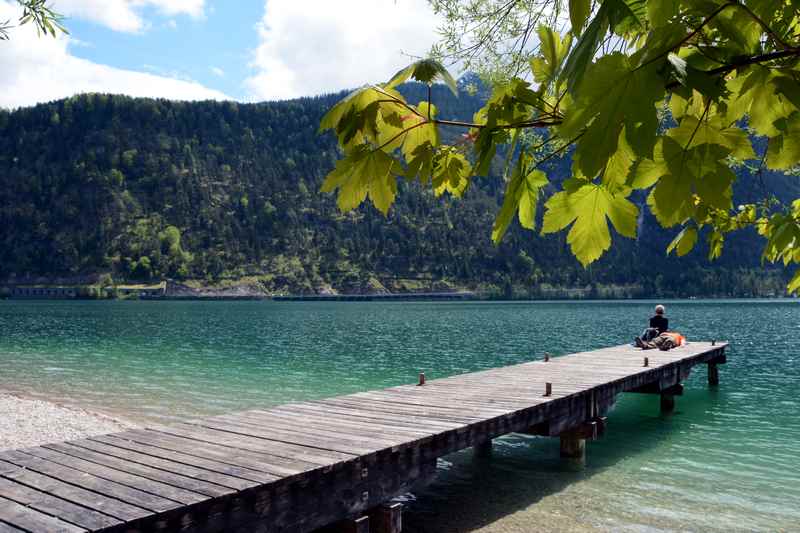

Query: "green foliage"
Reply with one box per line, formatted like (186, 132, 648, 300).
(542, 181, 638, 266)
(387, 59, 458, 95)
(321, 0, 800, 293)
(667, 226, 698, 257)
(491, 155, 547, 243)
(1, 0, 68, 40)
(321, 145, 401, 214)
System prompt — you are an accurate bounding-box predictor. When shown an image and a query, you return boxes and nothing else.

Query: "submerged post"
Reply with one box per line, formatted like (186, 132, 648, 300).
(708, 363, 719, 386)
(341, 515, 370, 533)
(369, 503, 402, 533)
(660, 393, 675, 413)
(707, 352, 726, 386)
(560, 434, 586, 462)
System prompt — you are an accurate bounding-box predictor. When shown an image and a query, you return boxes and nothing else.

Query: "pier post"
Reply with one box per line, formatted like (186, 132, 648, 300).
(341, 515, 370, 533)
(660, 393, 675, 414)
(559, 434, 586, 462)
(369, 503, 402, 533)
(708, 363, 719, 386)
(474, 438, 493, 458)
(707, 352, 726, 386)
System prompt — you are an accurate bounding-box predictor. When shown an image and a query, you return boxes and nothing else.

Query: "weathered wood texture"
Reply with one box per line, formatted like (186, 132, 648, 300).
(0, 342, 727, 532)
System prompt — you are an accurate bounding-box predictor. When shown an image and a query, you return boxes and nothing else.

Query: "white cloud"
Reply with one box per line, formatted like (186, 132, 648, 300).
(244, 0, 443, 101)
(0, 1, 229, 109)
(210, 66, 224, 77)
(52, 0, 205, 33)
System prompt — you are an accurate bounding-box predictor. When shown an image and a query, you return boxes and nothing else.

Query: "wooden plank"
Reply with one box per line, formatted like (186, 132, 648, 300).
(297, 401, 465, 432)
(318, 397, 488, 424)
(0, 495, 85, 533)
(190, 419, 383, 457)
(165, 421, 355, 463)
(184, 419, 375, 458)
(178, 419, 365, 459)
(44, 441, 236, 498)
(22, 447, 207, 506)
(352, 391, 514, 417)
(213, 412, 404, 450)
(382, 382, 571, 406)
(0, 451, 183, 513)
(150, 424, 344, 470)
(105, 429, 316, 480)
(216, 412, 412, 452)
(90, 434, 267, 488)
(0, 521, 25, 533)
(0, 477, 120, 531)
(0, 459, 151, 522)
(248, 408, 435, 440)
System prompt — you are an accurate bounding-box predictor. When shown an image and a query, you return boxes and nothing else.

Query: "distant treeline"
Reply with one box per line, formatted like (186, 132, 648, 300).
(0, 79, 796, 297)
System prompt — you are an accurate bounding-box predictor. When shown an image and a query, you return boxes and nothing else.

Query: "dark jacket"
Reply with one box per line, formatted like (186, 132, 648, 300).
(650, 314, 668, 333)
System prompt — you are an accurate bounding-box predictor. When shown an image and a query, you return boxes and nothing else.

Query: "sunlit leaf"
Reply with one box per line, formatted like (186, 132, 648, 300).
(433, 151, 471, 198)
(561, 53, 664, 178)
(568, 0, 591, 35)
(788, 270, 800, 294)
(667, 116, 755, 160)
(401, 102, 439, 160)
(492, 160, 548, 243)
(321, 145, 402, 214)
(530, 26, 572, 88)
(560, 1, 610, 93)
(667, 227, 698, 257)
(667, 53, 725, 99)
(647, 0, 679, 27)
(386, 59, 458, 95)
(542, 183, 638, 266)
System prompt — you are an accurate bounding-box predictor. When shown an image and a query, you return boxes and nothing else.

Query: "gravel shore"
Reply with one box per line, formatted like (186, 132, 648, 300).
(0, 393, 134, 451)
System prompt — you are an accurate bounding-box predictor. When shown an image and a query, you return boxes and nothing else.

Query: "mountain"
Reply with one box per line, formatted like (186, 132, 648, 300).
(0, 82, 794, 298)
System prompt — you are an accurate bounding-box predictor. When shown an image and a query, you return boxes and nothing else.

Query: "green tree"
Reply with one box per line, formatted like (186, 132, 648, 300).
(320, 0, 800, 293)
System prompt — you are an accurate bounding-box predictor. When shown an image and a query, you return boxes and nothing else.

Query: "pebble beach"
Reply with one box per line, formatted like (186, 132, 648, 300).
(0, 393, 133, 451)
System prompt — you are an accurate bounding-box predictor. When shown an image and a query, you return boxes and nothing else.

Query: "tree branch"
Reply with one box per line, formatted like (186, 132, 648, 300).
(665, 48, 800, 91)
(636, 2, 738, 71)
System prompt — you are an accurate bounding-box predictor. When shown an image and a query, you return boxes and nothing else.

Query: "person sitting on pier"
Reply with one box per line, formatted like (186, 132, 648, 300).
(650, 304, 669, 334)
(634, 305, 686, 350)
(635, 304, 669, 343)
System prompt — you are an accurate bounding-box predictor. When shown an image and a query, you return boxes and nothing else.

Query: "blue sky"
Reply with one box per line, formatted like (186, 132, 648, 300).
(65, 2, 263, 99)
(0, 0, 441, 108)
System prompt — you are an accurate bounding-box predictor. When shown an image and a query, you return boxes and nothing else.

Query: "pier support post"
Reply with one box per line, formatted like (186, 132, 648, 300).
(369, 503, 402, 533)
(660, 393, 675, 414)
(474, 438, 493, 458)
(707, 352, 726, 386)
(708, 363, 719, 386)
(559, 434, 586, 462)
(341, 515, 370, 533)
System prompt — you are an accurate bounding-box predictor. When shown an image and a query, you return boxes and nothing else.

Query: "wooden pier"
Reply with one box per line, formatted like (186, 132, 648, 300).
(0, 342, 727, 533)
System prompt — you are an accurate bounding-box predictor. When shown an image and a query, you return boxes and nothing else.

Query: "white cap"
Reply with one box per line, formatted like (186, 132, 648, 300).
(655, 304, 665, 314)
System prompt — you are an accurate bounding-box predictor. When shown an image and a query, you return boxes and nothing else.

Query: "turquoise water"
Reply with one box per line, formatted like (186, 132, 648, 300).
(1, 300, 798, 531)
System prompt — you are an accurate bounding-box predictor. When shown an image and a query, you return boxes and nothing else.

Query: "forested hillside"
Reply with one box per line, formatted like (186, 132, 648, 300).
(0, 82, 794, 297)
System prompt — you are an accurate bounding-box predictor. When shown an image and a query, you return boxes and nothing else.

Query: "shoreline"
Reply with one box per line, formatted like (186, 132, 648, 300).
(0, 392, 136, 451)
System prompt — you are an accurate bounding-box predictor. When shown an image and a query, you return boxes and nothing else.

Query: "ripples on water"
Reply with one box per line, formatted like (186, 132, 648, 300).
(1, 299, 798, 531)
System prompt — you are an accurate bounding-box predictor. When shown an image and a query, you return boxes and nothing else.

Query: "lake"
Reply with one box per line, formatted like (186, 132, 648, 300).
(1, 299, 798, 531)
